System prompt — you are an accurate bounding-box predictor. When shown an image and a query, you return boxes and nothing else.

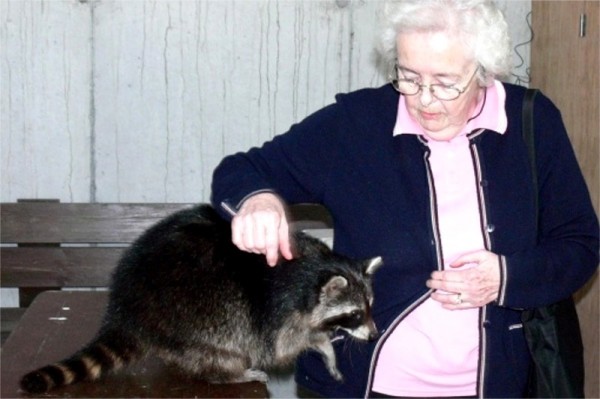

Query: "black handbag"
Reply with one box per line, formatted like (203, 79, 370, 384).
(520, 88, 585, 398)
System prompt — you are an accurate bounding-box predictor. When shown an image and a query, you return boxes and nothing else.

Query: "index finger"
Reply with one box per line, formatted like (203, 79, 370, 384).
(278, 220, 293, 261)
(264, 222, 281, 266)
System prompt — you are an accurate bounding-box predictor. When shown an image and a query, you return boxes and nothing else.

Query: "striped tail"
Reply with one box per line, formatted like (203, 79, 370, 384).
(20, 330, 141, 394)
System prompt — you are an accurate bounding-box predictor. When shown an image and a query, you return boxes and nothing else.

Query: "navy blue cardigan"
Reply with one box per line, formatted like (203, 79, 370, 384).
(211, 83, 598, 398)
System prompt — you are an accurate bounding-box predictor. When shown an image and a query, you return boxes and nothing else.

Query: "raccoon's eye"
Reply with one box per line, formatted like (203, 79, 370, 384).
(321, 309, 366, 331)
(337, 310, 365, 329)
(349, 310, 362, 321)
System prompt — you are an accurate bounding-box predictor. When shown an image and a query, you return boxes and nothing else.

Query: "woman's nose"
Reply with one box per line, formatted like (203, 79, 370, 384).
(419, 86, 435, 107)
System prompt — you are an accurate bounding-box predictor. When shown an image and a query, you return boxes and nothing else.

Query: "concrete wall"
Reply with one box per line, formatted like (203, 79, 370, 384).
(1, 0, 532, 203)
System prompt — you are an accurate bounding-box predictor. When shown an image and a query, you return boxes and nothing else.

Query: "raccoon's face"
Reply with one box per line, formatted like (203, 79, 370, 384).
(311, 256, 382, 341)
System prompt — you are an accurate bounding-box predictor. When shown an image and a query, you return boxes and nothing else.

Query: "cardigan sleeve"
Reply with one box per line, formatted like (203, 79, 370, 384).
(498, 91, 599, 308)
(210, 85, 400, 221)
(210, 100, 344, 220)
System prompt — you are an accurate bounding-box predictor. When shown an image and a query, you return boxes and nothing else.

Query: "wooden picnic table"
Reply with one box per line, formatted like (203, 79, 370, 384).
(0, 290, 269, 398)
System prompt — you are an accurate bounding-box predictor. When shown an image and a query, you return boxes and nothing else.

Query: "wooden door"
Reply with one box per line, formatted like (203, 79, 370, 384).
(531, 1, 599, 397)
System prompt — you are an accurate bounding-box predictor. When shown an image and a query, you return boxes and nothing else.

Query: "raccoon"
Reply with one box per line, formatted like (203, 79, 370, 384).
(20, 204, 382, 394)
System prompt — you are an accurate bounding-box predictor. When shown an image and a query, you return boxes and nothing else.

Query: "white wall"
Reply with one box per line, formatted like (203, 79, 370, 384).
(1, 0, 532, 204)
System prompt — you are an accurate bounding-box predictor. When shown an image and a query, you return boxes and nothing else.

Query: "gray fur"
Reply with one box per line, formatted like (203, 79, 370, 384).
(20, 205, 382, 393)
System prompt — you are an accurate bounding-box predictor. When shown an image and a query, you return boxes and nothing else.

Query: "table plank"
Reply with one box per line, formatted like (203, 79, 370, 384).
(0, 291, 268, 398)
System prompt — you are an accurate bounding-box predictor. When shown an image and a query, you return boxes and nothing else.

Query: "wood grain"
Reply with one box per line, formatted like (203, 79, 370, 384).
(531, 2, 599, 397)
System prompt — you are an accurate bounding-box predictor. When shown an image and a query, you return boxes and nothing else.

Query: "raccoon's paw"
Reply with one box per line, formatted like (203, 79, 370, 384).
(242, 369, 269, 383)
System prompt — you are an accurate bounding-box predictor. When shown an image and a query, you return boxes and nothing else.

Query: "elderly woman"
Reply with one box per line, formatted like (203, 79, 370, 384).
(211, 0, 599, 397)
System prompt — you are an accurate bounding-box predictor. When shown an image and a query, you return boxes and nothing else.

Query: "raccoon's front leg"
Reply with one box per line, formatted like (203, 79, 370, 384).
(310, 332, 343, 381)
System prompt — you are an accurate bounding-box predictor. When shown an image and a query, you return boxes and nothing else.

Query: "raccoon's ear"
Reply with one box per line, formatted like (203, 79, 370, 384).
(321, 275, 348, 299)
(364, 256, 383, 275)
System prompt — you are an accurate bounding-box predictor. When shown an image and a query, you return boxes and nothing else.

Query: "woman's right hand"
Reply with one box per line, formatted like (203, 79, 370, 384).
(231, 192, 293, 266)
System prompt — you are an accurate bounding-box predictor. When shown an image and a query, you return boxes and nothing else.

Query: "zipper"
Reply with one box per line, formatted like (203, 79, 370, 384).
(363, 146, 445, 398)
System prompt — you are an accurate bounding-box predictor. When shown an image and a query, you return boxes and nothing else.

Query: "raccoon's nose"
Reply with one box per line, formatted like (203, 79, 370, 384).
(368, 329, 379, 341)
(367, 319, 379, 340)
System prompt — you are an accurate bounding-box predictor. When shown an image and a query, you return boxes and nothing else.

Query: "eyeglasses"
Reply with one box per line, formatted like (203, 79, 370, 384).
(390, 64, 480, 101)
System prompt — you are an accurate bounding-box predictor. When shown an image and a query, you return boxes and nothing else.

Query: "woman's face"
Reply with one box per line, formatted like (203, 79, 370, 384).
(396, 31, 484, 141)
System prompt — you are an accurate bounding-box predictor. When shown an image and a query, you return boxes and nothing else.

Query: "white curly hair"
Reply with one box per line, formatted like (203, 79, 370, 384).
(377, 0, 513, 85)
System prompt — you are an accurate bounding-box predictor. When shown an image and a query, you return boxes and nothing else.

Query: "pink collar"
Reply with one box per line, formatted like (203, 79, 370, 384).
(393, 80, 507, 138)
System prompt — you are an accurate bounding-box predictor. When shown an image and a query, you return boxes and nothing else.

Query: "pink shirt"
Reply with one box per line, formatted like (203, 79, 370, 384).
(372, 81, 507, 397)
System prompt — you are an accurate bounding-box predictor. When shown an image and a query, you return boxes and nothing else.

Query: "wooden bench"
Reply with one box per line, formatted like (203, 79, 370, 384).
(0, 200, 332, 398)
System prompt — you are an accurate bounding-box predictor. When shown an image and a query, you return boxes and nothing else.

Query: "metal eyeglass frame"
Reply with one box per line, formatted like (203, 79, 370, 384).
(390, 64, 480, 101)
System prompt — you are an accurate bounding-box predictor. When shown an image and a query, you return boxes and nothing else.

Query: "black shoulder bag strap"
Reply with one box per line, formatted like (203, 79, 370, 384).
(520, 88, 585, 398)
(523, 88, 538, 224)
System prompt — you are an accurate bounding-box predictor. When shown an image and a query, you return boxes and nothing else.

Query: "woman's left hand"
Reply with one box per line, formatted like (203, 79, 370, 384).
(426, 250, 501, 310)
